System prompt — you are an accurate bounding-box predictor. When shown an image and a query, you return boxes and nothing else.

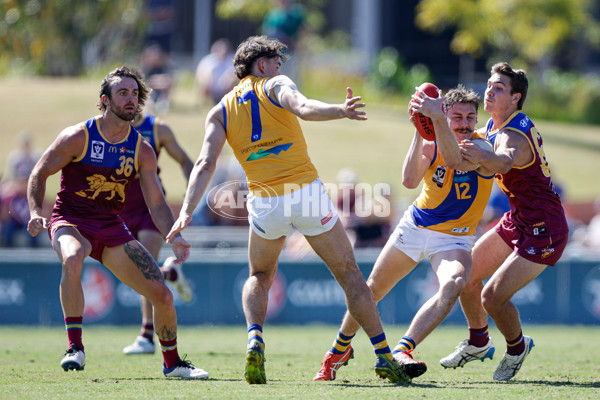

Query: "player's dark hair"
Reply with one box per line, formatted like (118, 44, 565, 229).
(98, 66, 150, 114)
(491, 62, 528, 110)
(445, 84, 481, 113)
(233, 35, 290, 79)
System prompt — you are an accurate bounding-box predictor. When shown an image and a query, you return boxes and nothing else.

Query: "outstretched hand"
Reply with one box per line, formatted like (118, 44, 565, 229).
(166, 213, 192, 244)
(166, 214, 192, 263)
(342, 87, 367, 120)
(169, 235, 191, 264)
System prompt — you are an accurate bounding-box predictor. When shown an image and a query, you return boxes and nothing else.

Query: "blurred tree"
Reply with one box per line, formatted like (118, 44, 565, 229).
(215, 0, 325, 33)
(415, 0, 600, 67)
(369, 47, 432, 94)
(215, 0, 272, 21)
(0, 0, 147, 76)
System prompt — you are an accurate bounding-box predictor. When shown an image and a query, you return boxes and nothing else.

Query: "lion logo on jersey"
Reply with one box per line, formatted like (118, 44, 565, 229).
(75, 174, 128, 202)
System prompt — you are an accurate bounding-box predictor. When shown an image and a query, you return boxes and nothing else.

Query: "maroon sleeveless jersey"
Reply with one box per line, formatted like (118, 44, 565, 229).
(52, 116, 142, 221)
(485, 112, 568, 238)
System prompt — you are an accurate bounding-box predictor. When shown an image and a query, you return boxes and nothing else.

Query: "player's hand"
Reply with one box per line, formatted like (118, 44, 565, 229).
(170, 236, 191, 264)
(459, 139, 485, 164)
(166, 213, 192, 244)
(410, 88, 444, 118)
(407, 99, 416, 123)
(27, 216, 48, 237)
(342, 87, 367, 120)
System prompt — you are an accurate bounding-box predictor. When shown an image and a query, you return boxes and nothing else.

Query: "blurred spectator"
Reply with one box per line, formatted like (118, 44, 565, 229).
(191, 155, 247, 226)
(334, 168, 392, 248)
(140, 43, 174, 114)
(334, 168, 358, 236)
(570, 197, 600, 252)
(262, 0, 306, 51)
(262, 0, 306, 83)
(145, 0, 175, 53)
(195, 38, 238, 106)
(1, 131, 42, 246)
(352, 189, 394, 248)
(580, 198, 600, 249)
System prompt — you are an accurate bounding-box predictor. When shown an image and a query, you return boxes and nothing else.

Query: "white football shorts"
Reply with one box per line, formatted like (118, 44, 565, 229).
(246, 178, 338, 240)
(388, 207, 476, 262)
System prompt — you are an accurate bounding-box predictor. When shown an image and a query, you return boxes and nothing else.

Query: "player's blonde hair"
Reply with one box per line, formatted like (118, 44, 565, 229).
(445, 84, 481, 112)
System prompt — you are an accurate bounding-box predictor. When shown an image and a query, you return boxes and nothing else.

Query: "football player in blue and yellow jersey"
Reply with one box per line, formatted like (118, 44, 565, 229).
(315, 85, 495, 382)
(166, 35, 410, 385)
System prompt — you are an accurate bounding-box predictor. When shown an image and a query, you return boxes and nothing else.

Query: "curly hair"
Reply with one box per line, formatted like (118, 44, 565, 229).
(97, 66, 150, 114)
(445, 84, 481, 113)
(491, 62, 528, 110)
(233, 35, 290, 79)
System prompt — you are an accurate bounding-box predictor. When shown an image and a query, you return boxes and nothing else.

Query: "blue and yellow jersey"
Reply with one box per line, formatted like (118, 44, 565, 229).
(220, 76, 318, 196)
(132, 113, 160, 157)
(411, 133, 494, 235)
(54, 116, 142, 218)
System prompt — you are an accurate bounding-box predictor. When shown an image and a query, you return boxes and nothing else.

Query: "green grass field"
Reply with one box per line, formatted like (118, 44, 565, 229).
(1, 76, 600, 206)
(1, 324, 598, 399)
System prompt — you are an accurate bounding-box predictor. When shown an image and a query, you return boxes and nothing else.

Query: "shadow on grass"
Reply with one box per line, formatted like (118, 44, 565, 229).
(109, 377, 242, 382)
(437, 379, 600, 389)
(318, 380, 437, 388)
(525, 379, 600, 388)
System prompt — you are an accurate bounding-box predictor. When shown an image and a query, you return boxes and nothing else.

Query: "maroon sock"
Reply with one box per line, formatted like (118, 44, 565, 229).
(140, 322, 154, 343)
(468, 326, 489, 347)
(159, 338, 179, 368)
(64, 316, 84, 351)
(506, 333, 525, 356)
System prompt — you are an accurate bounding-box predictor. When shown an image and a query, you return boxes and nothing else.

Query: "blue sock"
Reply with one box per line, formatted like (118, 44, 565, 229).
(247, 324, 264, 347)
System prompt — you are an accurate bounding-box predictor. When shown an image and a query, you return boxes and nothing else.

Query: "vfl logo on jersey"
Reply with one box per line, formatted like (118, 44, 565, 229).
(432, 165, 447, 188)
(520, 115, 530, 128)
(246, 143, 293, 161)
(91, 140, 105, 162)
(75, 174, 128, 202)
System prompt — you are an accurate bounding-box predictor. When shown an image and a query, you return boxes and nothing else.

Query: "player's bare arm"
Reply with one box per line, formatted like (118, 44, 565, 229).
(460, 129, 532, 174)
(138, 140, 190, 261)
(27, 125, 86, 236)
(157, 121, 194, 179)
(166, 104, 227, 243)
(402, 132, 433, 189)
(275, 80, 366, 121)
(414, 89, 466, 169)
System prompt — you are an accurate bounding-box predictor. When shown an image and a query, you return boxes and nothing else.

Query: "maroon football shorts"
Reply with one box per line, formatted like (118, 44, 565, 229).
(49, 213, 135, 262)
(495, 214, 568, 266)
